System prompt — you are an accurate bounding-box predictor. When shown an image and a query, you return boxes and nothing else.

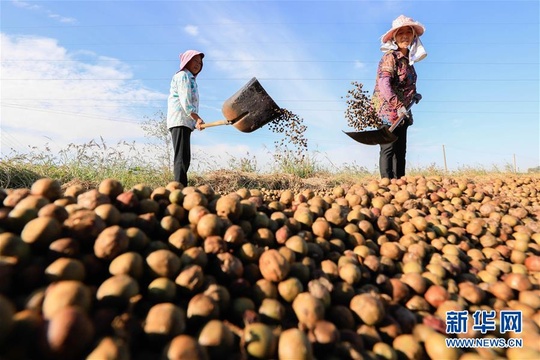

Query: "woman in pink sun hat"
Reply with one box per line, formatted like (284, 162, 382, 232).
(167, 50, 206, 187)
(372, 15, 427, 179)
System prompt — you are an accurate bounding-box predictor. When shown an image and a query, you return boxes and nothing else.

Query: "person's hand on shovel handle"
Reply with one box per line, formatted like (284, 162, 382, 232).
(397, 106, 408, 119)
(191, 113, 206, 131)
(196, 118, 205, 130)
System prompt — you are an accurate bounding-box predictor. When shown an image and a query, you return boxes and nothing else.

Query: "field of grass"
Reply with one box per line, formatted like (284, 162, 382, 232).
(1, 139, 537, 195)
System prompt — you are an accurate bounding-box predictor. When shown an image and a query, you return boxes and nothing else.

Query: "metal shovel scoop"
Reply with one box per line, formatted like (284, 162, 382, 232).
(200, 77, 282, 133)
(344, 102, 415, 145)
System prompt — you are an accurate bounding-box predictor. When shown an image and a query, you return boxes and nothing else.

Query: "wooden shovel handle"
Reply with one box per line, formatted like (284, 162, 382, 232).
(388, 115, 406, 132)
(200, 120, 231, 129)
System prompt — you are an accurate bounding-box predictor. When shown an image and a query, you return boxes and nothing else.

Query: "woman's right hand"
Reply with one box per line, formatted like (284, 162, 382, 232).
(397, 106, 408, 119)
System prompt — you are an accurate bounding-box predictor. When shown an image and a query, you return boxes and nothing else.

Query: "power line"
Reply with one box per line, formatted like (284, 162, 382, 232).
(2, 20, 538, 29)
(2, 78, 538, 82)
(1, 104, 143, 124)
(2, 59, 538, 65)
(2, 104, 539, 115)
(2, 104, 537, 117)
(2, 99, 538, 103)
(7, 41, 537, 46)
(0, 131, 28, 154)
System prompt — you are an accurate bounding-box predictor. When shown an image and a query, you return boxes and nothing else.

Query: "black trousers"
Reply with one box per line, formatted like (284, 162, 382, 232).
(379, 123, 408, 179)
(170, 126, 192, 187)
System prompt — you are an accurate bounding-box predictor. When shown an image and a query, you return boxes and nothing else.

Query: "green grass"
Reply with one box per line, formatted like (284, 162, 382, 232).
(1, 139, 536, 193)
(0, 139, 173, 190)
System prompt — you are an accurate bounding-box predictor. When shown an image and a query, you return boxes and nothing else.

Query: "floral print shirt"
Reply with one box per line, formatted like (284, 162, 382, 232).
(167, 69, 199, 130)
(372, 50, 417, 124)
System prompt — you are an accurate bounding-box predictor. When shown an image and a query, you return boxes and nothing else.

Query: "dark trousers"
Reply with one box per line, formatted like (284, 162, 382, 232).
(170, 126, 192, 187)
(379, 124, 408, 179)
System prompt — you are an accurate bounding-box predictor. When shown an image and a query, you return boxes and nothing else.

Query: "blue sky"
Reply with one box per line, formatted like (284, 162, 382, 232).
(1, 0, 539, 173)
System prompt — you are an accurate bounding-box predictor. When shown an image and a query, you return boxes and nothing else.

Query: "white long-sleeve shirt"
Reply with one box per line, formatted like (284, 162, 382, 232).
(166, 69, 199, 130)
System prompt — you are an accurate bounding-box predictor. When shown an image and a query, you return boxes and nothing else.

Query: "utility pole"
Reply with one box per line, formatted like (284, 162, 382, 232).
(442, 145, 448, 172)
(513, 154, 517, 173)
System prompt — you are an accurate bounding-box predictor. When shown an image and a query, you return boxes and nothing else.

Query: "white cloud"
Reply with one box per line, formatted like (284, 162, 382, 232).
(47, 13, 76, 24)
(0, 33, 165, 158)
(11, 0, 40, 11)
(184, 25, 199, 37)
(11, 0, 76, 24)
(354, 60, 366, 69)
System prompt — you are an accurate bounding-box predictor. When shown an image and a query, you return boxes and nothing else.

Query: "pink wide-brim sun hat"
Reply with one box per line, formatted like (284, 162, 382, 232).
(179, 50, 205, 70)
(381, 15, 425, 43)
